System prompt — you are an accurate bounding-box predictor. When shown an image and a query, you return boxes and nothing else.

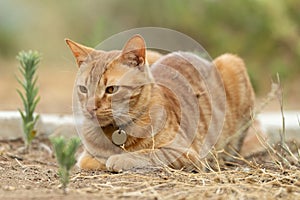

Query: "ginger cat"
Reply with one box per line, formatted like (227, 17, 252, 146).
(66, 35, 255, 172)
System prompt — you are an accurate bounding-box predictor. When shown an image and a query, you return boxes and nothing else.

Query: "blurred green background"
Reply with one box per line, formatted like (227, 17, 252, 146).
(0, 0, 299, 113)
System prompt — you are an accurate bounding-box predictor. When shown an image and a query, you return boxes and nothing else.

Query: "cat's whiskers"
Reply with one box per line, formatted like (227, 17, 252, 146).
(97, 110, 112, 116)
(113, 112, 152, 128)
(112, 114, 134, 126)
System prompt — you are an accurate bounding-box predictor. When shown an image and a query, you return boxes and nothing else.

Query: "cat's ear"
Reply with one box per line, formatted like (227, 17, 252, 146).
(121, 35, 146, 68)
(65, 39, 94, 67)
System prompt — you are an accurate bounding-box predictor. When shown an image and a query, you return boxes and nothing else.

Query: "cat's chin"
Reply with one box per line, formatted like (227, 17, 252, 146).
(96, 117, 114, 127)
(83, 116, 112, 128)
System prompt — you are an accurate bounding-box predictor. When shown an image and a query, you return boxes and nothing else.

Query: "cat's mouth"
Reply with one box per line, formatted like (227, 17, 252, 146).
(94, 114, 113, 126)
(94, 111, 134, 130)
(86, 108, 141, 133)
(83, 109, 113, 126)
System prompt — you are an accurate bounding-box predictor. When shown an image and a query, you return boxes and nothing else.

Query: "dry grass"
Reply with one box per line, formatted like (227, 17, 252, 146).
(1, 139, 299, 200)
(67, 162, 300, 200)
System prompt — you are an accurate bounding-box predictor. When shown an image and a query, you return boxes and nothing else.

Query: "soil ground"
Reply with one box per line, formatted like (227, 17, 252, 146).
(0, 138, 300, 200)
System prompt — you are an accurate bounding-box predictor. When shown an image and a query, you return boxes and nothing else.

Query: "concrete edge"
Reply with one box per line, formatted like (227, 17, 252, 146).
(0, 111, 77, 140)
(0, 111, 299, 143)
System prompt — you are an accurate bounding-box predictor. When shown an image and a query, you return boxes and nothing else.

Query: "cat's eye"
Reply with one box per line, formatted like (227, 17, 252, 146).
(105, 86, 119, 94)
(78, 85, 88, 93)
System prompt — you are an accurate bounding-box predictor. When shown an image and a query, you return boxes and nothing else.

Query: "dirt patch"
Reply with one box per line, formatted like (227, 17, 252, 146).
(0, 138, 300, 200)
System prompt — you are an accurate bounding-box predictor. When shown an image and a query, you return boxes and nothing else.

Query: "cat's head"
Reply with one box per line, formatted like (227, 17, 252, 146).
(66, 35, 155, 127)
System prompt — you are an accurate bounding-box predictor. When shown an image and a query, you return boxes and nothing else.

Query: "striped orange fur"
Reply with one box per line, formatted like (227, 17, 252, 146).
(66, 35, 255, 172)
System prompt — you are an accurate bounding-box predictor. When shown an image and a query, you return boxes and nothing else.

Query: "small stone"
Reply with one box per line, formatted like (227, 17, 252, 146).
(22, 185, 31, 190)
(3, 186, 16, 191)
(85, 187, 97, 193)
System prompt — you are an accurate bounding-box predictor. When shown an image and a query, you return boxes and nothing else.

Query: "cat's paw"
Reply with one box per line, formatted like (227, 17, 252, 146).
(106, 153, 150, 172)
(78, 153, 107, 170)
(106, 154, 136, 172)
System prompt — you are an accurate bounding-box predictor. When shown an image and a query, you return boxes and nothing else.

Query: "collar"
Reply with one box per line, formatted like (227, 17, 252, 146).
(101, 124, 128, 147)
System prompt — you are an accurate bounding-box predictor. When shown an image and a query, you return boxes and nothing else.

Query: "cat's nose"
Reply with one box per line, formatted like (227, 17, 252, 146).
(86, 106, 97, 115)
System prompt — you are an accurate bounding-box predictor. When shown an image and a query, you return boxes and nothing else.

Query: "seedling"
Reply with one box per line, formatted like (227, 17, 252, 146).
(16, 50, 41, 150)
(51, 136, 81, 194)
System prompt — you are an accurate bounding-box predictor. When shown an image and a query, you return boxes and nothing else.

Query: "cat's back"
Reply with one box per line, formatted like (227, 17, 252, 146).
(151, 52, 254, 113)
(150, 52, 223, 145)
(150, 52, 217, 91)
(150, 52, 255, 155)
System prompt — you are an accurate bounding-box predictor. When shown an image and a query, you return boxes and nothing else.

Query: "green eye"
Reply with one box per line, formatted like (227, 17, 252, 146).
(79, 85, 88, 93)
(105, 86, 119, 94)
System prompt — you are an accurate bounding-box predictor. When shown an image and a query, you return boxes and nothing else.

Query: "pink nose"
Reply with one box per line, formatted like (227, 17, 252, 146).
(86, 106, 97, 115)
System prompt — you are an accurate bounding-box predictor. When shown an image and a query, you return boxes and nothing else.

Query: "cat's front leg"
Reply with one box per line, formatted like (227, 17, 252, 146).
(78, 150, 107, 170)
(106, 151, 154, 172)
(106, 147, 188, 172)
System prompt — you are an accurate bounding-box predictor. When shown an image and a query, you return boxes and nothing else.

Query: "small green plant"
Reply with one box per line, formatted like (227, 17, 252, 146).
(51, 136, 81, 194)
(16, 50, 41, 149)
